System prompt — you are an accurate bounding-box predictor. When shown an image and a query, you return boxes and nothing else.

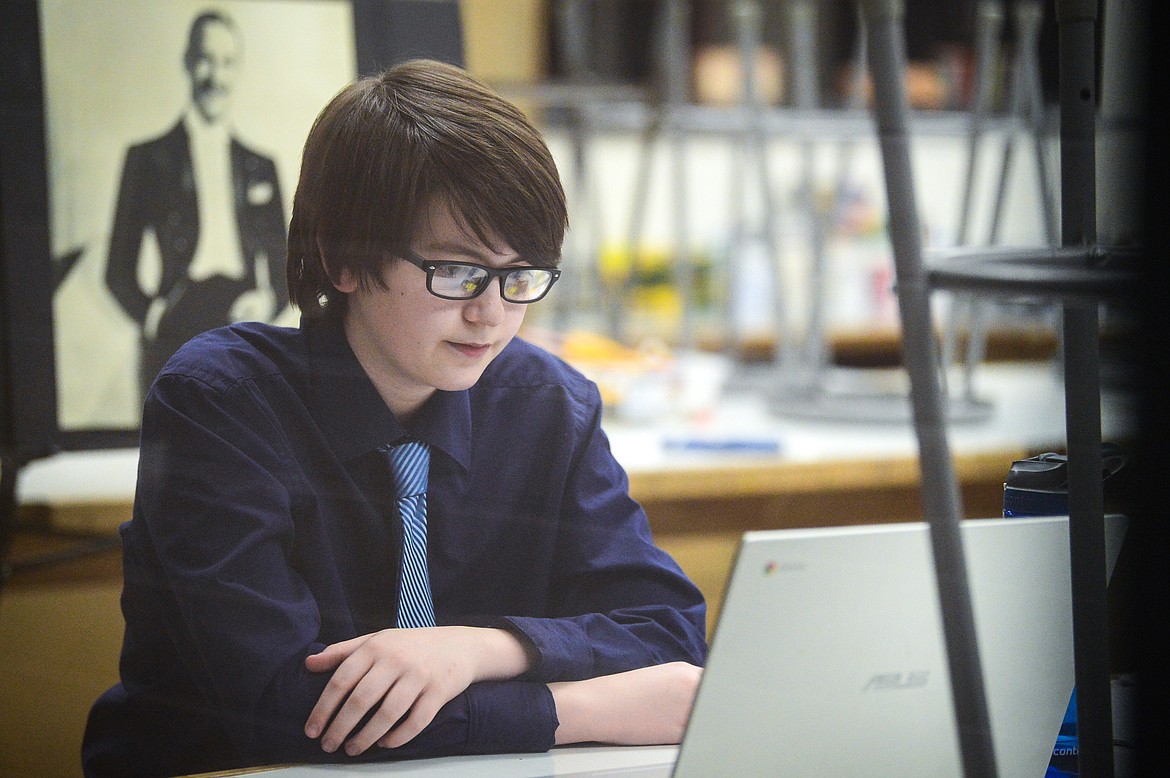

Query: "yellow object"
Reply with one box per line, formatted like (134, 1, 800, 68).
(525, 328, 675, 412)
(559, 329, 642, 364)
(598, 243, 672, 285)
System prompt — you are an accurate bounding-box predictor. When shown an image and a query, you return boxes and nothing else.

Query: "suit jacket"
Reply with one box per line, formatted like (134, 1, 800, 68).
(105, 120, 288, 331)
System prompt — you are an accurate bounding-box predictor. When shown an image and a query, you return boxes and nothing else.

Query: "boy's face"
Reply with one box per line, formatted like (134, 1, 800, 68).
(337, 198, 529, 419)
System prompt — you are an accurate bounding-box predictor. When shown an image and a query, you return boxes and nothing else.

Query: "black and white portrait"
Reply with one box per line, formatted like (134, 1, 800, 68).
(43, 0, 356, 432)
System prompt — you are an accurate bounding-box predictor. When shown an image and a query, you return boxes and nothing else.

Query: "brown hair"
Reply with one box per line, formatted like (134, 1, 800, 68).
(287, 59, 567, 319)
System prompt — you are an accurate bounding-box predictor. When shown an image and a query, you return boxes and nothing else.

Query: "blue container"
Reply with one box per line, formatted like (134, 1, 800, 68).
(1004, 444, 1128, 777)
(1006, 445, 1128, 777)
(1003, 453, 1070, 518)
(1045, 690, 1080, 777)
(1003, 452, 1076, 775)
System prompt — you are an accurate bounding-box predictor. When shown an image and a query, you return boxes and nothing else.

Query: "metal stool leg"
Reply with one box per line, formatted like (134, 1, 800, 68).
(861, 1, 999, 775)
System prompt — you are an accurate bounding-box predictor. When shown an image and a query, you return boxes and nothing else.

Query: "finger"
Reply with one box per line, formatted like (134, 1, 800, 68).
(305, 651, 343, 673)
(304, 652, 374, 740)
(320, 666, 404, 753)
(376, 686, 446, 750)
(344, 675, 428, 756)
(305, 635, 369, 672)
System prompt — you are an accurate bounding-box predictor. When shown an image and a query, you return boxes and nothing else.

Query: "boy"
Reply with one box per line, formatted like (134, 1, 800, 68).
(83, 59, 706, 777)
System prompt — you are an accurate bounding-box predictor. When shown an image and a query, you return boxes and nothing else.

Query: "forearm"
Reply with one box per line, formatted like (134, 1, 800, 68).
(548, 662, 702, 747)
(502, 605, 707, 682)
(254, 679, 558, 765)
(421, 680, 558, 757)
(243, 639, 555, 764)
(303, 626, 540, 756)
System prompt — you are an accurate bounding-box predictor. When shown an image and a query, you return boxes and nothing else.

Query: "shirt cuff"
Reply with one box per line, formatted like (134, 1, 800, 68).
(463, 681, 559, 754)
(500, 615, 594, 681)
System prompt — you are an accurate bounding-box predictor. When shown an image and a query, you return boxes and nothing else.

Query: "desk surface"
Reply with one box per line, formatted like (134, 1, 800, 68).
(197, 745, 678, 777)
(16, 361, 1134, 535)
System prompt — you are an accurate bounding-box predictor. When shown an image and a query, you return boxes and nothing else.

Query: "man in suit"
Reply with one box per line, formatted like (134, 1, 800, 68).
(106, 10, 288, 404)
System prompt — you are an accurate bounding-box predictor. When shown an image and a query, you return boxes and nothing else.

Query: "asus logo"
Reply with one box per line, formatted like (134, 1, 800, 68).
(862, 671, 930, 692)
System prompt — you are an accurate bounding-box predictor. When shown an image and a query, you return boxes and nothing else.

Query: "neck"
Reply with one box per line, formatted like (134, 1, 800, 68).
(186, 105, 228, 132)
(342, 317, 435, 425)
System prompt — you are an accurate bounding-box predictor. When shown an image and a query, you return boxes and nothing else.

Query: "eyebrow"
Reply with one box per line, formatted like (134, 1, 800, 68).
(422, 240, 527, 267)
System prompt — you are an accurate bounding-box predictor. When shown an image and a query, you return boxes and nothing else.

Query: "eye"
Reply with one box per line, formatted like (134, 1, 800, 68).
(504, 271, 534, 296)
(433, 264, 464, 280)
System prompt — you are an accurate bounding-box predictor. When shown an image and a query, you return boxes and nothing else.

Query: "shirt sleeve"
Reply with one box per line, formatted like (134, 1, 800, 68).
(131, 371, 558, 764)
(495, 383, 709, 682)
(105, 144, 153, 324)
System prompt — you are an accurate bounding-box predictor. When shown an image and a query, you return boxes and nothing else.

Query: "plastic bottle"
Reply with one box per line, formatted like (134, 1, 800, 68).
(1002, 452, 1077, 776)
(1003, 444, 1127, 777)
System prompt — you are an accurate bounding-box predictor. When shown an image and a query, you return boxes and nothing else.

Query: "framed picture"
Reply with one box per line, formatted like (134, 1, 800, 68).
(41, 0, 357, 446)
(2, 0, 464, 452)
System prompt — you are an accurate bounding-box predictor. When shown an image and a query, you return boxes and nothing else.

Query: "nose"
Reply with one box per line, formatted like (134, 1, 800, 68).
(207, 58, 233, 89)
(462, 279, 508, 326)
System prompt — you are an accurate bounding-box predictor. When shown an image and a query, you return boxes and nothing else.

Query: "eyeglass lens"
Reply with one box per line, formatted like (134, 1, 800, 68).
(431, 264, 554, 302)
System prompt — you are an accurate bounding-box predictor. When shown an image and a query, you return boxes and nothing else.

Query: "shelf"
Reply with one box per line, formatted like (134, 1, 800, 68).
(927, 246, 1140, 302)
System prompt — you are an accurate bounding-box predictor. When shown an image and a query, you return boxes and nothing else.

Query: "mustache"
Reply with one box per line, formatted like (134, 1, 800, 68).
(193, 77, 230, 95)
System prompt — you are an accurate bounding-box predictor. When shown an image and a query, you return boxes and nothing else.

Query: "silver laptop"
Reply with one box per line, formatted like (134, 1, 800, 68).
(264, 516, 1124, 777)
(665, 514, 1127, 778)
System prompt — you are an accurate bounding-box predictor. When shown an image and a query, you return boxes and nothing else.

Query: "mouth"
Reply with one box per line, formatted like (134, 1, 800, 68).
(449, 341, 492, 359)
(196, 85, 229, 100)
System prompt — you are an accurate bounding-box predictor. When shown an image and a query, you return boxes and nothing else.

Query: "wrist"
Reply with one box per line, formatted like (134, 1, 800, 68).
(464, 626, 535, 682)
(548, 679, 598, 745)
(547, 663, 702, 747)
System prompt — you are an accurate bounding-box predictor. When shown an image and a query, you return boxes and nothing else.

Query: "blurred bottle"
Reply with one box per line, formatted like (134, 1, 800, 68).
(1003, 452, 1070, 517)
(1002, 444, 1127, 778)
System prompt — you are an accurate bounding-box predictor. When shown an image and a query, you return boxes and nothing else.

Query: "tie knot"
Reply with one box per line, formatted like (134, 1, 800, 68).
(384, 441, 429, 500)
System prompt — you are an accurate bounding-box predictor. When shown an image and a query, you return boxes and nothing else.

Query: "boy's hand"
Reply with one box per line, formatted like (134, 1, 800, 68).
(303, 626, 531, 756)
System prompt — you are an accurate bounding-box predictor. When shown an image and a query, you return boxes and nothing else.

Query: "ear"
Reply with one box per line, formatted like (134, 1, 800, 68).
(317, 234, 358, 293)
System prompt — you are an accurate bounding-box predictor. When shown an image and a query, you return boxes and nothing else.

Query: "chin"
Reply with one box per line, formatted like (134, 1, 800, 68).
(196, 96, 229, 121)
(432, 367, 490, 393)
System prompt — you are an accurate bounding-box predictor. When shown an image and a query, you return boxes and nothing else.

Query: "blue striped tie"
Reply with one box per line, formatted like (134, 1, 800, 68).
(384, 440, 436, 629)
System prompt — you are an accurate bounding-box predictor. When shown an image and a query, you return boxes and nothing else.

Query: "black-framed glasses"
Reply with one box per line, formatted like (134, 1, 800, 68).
(400, 249, 561, 304)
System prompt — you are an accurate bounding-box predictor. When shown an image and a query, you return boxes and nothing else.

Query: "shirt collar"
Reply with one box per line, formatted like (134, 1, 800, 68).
(183, 106, 231, 144)
(303, 317, 472, 471)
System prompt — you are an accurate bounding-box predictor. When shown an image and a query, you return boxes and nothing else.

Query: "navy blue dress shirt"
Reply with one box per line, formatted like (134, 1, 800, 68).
(82, 318, 707, 777)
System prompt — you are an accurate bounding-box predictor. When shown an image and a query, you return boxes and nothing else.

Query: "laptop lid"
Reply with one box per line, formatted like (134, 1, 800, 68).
(672, 514, 1126, 778)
